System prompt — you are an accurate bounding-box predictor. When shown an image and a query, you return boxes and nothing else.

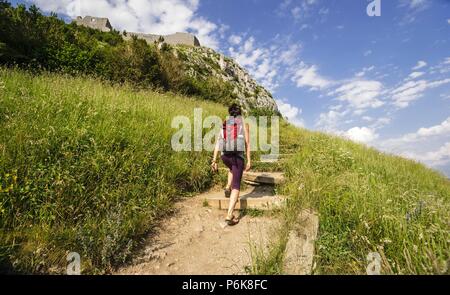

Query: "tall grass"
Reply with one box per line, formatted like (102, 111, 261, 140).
(1, 69, 449, 274)
(0, 68, 226, 273)
(266, 123, 449, 274)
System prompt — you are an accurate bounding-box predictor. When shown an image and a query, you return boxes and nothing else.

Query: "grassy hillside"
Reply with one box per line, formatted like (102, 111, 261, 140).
(255, 123, 450, 274)
(0, 2, 239, 108)
(0, 68, 227, 273)
(1, 69, 449, 274)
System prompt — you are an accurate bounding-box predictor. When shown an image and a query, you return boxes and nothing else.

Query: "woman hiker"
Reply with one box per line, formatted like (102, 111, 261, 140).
(211, 103, 251, 226)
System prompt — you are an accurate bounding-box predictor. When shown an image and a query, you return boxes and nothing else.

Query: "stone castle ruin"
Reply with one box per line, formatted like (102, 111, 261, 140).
(75, 16, 113, 32)
(74, 16, 201, 47)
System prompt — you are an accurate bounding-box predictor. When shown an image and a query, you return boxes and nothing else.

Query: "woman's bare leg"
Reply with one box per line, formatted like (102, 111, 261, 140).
(226, 171, 232, 190)
(226, 189, 240, 220)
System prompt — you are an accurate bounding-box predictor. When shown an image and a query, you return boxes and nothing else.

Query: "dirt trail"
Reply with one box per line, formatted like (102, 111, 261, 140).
(116, 186, 280, 275)
(116, 168, 319, 275)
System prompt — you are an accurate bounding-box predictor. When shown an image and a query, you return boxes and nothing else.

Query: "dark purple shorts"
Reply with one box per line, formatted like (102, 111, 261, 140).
(221, 154, 244, 190)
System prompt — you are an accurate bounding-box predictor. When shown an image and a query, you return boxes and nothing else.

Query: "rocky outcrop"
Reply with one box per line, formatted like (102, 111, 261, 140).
(173, 45, 279, 114)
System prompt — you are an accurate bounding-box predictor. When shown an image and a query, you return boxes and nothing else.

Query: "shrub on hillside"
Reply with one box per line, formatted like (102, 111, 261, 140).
(0, 1, 236, 104)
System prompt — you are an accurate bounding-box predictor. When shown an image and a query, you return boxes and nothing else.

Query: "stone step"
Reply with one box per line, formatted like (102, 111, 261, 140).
(243, 171, 285, 185)
(244, 180, 261, 186)
(205, 189, 285, 210)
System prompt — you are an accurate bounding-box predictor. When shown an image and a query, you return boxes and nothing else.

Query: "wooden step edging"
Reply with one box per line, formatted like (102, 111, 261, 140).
(283, 209, 319, 274)
(206, 194, 286, 211)
(217, 169, 285, 185)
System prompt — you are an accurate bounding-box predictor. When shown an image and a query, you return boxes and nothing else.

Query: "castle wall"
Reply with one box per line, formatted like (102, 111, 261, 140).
(75, 16, 112, 32)
(164, 33, 200, 47)
(74, 16, 200, 47)
(124, 33, 161, 44)
(125, 32, 200, 47)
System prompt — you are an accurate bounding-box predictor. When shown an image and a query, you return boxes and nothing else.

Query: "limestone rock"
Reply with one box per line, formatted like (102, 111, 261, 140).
(171, 46, 279, 114)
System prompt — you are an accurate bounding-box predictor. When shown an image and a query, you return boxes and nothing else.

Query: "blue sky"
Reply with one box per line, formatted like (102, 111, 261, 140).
(12, 0, 450, 176)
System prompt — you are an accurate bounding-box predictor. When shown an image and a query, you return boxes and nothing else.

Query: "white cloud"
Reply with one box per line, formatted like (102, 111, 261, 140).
(277, 0, 320, 22)
(345, 127, 379, 143)
(229, 37, 278, 90)
(228, 34, 242, 45)
(328, 80, 384, 109)
(399, 0, 430, 24)
(384, 117, 450, 145)
(408, 71, 425, 79)
(292, 63, 332, 90)
(412, 60, 427, 70)
(371, 117, 391, 129)
(390, 78, 450, 108)
(402, 0, 429, 10)
(447, 19, 450, 25)
(378, 117, 450, 168)
(400, 142, 450, 167)
(291, 6, 302, 19)
(299, 24, 310, 31)
(279, 44, 302, 66)
(429, 57, 450, 75)
(29, 0, 220, 49)
(217, 23, 230, 39)
(279, 0, 292, 11)
(318, 7, 329, 15)
(364, 50, 372, 57)
(329, 104, 343, 111)
(276, 99, 304, 127)
(417, 118, 450, 138)
(315, 109, 349, 132)
(355, 66, 375, 77)
(228, 36, 302, 92)
(229, 37, 262, 68)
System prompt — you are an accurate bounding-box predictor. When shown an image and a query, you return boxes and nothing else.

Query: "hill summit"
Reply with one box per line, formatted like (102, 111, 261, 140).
(72, 15, 279, 114)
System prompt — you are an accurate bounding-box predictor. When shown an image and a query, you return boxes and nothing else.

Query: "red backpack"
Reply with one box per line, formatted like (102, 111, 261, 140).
(220, 117, 245, 154)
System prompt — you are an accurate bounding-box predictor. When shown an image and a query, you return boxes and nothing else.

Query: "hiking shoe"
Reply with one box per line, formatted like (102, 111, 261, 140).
(224, 188, 231, 198)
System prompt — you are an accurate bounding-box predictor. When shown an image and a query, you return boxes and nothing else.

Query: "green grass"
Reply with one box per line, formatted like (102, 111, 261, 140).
(254, 122, 450, 274)
(1, 68, 449, 275)
(0, 68, 227, 273)
(241, 208, 266, 218)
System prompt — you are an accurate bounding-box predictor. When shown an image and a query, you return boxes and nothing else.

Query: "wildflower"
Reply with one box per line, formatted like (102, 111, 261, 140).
(363, 221, 370, 229)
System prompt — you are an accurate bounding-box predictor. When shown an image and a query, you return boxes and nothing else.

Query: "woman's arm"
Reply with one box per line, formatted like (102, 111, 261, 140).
(211, 134, 220, 171)
(244, 122, 251, 171)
